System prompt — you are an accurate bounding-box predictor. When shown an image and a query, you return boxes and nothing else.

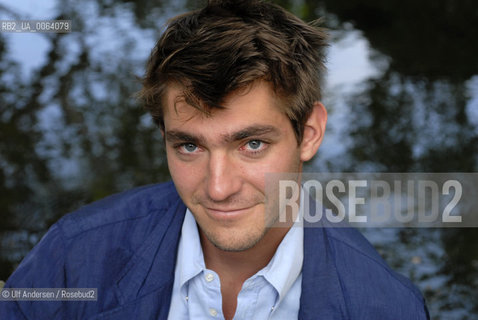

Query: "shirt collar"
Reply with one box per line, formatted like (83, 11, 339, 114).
(259, 189, 304, 305)
(176, 209, 205, 289)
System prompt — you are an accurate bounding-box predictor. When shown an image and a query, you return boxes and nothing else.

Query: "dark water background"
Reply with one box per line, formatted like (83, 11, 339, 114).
(0, 0, 477, 318)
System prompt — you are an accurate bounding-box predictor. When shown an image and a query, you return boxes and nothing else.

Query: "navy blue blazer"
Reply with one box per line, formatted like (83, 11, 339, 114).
(1, 182, 429, 319)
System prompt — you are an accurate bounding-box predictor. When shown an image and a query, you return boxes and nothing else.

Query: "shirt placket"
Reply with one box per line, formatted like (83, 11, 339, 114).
(202, 269, 224, 319)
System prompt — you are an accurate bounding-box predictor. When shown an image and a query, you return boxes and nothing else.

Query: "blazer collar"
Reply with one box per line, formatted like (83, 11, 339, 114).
(113, 197, 186, 314)
(298, 198, 349, 320)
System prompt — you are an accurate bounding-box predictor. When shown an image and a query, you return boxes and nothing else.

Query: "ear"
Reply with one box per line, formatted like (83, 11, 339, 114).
(299, 102, 327, 162)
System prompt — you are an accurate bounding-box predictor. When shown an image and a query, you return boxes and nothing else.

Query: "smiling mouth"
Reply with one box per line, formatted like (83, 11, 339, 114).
(204, 205, 256, 220)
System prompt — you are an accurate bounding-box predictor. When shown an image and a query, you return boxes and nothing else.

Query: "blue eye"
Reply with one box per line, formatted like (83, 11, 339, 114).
(240, 139, 268, 157)
(247, 140, 263, 150)
(182, 143, 197, 153)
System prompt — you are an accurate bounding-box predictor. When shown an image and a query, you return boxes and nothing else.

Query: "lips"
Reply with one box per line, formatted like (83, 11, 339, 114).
(204, 205, 256, 221)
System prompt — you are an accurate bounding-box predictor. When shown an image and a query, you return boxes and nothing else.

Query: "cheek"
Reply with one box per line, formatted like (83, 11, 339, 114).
(262, 146, 302, 173)
(236, 160, 290, 193)
(242, 167, 267, 191)
(167, 154, 199, 196)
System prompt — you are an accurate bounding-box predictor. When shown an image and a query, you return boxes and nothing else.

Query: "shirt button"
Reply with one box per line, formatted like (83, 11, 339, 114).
(205, 273, 214, 282)
(209, 308, 218, 317)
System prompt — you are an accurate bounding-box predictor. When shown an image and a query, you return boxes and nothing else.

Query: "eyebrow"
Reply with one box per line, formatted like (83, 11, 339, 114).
(165, 125, 281, 145)
(227, 125, 280, 142)
(165, 131, 206, 145)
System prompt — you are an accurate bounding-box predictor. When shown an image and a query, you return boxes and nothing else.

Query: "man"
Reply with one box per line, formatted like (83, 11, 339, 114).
(1, 0, 429, 319)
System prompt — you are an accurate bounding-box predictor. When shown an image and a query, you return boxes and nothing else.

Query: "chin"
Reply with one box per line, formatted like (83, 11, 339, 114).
(204, 227, 268, 252)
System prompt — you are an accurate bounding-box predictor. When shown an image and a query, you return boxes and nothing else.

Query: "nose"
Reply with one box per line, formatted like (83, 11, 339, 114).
(206, 151, 242, 202)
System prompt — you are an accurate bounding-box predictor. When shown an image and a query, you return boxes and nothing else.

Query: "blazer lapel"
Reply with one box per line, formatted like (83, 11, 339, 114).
(299, 199, 349, 320)
(92, 198, 187, 320)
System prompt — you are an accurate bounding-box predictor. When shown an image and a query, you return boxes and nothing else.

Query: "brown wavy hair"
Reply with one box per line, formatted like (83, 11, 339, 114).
(139, 0, 327, 143)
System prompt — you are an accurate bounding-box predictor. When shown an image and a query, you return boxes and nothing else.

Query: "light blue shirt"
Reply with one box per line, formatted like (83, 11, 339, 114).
(167, 195, 304, 320)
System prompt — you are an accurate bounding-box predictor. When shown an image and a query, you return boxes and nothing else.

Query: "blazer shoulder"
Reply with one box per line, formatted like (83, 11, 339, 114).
(57, 181, 182, 239)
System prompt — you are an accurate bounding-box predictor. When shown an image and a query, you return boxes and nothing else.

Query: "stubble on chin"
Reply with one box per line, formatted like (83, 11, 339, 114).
(206, 229, 266, 252)
(187, 189, 280, 252)
(194, 201, 280, 253)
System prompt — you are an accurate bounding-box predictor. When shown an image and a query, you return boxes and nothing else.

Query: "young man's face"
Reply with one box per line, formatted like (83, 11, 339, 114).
(163, 81, 324, 252)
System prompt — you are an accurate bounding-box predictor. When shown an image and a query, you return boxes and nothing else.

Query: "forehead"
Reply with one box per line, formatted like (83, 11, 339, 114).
(163, 81, 290, 132)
